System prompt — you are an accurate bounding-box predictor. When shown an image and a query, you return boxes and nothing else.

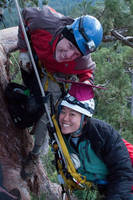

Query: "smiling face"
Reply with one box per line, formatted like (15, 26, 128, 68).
(55, 37, 81, 63)
(59, 106, 82, 135)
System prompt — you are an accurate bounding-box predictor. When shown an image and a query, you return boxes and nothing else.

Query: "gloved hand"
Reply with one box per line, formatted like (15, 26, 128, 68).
(70, 153, 80, 169)
(83, 80, 91, 84)
(19, 52, 32, 73)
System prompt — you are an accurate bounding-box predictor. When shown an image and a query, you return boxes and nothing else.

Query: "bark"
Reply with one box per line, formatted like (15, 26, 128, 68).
(0, 27, 61, 200)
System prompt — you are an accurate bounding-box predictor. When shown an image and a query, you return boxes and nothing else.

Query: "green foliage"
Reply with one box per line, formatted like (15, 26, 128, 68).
(48, 0, 77, 16)
(102, 0, 133, 34)
(74, 187, 99, 200)
(125, 0, 133, 14)
(92, 44, 133, 143)
(70, 0, 92, 17)
(9, 51, 22, 84)
(41, 147, 58, 183)
(31, 193, 46, 200)
(68, 0, 104, 18)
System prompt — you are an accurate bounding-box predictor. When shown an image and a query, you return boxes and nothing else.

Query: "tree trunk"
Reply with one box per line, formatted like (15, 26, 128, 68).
(0, 27, 61, 200)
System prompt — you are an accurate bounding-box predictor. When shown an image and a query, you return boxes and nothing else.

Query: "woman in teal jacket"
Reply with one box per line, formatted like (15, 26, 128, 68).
(58, 82, 133, 200)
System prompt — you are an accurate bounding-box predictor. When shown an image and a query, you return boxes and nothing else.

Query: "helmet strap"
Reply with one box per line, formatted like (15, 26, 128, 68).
(71, 114, 85, 137)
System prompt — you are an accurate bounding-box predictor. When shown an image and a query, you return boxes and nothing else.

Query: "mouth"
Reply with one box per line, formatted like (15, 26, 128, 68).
(62, 123, 71, 128)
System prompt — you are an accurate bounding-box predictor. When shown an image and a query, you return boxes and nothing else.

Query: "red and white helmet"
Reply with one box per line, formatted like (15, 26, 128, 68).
(61, 82, 95, 117)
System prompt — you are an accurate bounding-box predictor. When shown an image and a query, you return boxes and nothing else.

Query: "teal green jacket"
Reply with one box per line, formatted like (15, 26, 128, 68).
(64, 136, 108, 182)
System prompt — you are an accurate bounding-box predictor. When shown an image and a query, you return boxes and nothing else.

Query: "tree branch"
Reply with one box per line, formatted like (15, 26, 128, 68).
(111, 29, 133, 48)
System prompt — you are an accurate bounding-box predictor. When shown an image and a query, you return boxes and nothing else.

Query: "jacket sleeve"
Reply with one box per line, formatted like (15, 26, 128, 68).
(76, 54, 96, 84)
(17, 7, 33, 52)
(101, 125, 133, 200)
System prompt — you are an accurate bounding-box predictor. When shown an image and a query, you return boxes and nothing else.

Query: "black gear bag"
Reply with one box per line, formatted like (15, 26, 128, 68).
(5, 82, 45, 129)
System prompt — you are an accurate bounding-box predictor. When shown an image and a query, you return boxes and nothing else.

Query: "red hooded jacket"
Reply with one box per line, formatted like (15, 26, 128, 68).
(17, 6, 96, 83)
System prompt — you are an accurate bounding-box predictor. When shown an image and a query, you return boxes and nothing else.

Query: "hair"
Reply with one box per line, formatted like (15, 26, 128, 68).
(61, 27, 83, 55)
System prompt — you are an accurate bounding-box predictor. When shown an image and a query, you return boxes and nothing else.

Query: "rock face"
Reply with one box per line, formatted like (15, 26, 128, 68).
(0, 26, 61, 200)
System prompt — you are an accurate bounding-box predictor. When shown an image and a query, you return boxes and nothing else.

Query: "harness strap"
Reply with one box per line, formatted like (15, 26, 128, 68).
(43, 69, 69, 95)
(44, 70, 57, 91)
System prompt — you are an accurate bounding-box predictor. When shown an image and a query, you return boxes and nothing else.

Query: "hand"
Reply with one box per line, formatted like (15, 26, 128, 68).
(19, 52, 32, 73)
(83, 80, 91, 85)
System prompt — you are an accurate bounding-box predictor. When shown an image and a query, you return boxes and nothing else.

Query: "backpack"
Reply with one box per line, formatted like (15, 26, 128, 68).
(5, 82, 45, 129)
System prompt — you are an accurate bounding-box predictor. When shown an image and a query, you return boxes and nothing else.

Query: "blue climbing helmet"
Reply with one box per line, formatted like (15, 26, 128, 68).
(66, 15, 103, 55)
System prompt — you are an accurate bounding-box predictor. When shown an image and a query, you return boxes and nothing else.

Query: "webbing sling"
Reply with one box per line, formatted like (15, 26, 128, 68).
(52, 114, 92, 191)
(44, 70, 57, 92)
(44, 69, 69, 93)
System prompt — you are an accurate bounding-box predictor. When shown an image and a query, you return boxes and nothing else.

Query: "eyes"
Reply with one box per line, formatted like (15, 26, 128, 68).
(68, 42, 74, 50)
(60, 109, 76, 117)
(68, 42, 81, 57)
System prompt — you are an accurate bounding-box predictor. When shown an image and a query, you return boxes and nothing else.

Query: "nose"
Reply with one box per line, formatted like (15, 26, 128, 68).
(63, 113, 69, 121)
(65, 50, 74, 59)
